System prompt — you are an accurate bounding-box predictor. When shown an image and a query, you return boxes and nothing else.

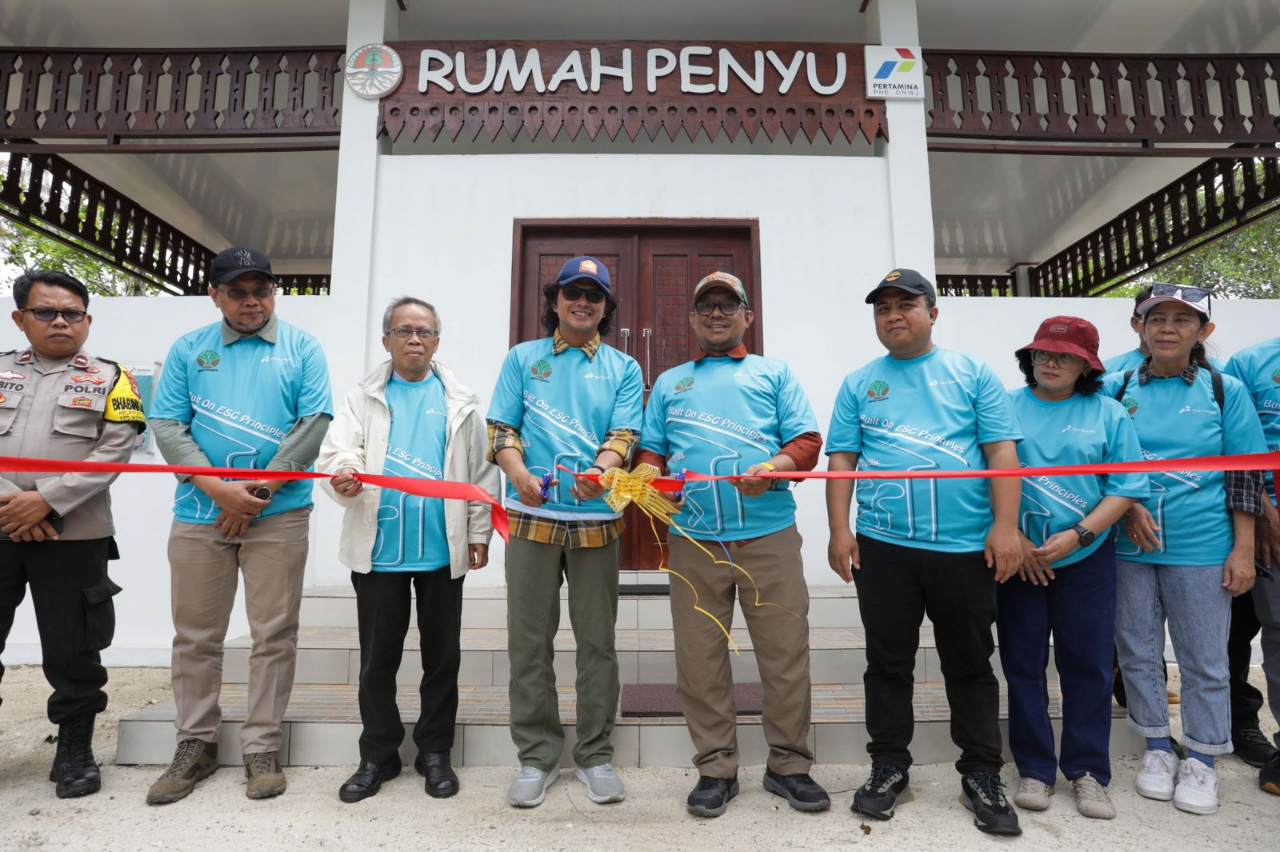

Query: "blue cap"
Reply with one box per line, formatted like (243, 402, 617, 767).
(554, 256, 613, 298)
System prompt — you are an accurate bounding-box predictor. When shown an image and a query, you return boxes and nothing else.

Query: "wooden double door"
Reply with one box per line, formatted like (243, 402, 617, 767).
(511, 221, 761, 571)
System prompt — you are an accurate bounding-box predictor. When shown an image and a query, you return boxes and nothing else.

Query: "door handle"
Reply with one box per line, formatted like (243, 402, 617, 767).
(642, 328, 653, 388)
(620, 327, 631, 356)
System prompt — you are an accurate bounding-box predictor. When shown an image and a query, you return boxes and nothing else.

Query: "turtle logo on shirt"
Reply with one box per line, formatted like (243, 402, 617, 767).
(867, 380, 890, 402)
(530, 359, 552, 382)
(674, 377, 695, 394)
(1271, 368, 1280, 385)
(1122, 396, 1139, 416)
(196, 350, 221, 371)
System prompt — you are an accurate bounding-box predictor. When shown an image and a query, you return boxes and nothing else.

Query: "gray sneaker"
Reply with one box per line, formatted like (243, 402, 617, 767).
(575, 763, 626, 804)
(1072, 774, 1116, 820)
(508, 766, 558, 808)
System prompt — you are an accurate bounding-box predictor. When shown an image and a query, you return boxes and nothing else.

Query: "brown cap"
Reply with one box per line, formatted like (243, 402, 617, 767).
(693, 271, 749, 307)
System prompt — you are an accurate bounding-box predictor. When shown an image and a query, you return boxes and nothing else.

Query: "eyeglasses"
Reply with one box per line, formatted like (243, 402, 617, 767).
(388, 326, 439, 340)
(693, 300, 743, 317)
(560, 285, 606, 304)
(1031, 350, 1083, 367)
(219, 284, 276, 301)
(22, 308, 87, 324)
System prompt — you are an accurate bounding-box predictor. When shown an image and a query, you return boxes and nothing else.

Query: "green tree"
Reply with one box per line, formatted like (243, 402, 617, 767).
(1120, 208, 1280, 300)
(0, 216, 146, 297)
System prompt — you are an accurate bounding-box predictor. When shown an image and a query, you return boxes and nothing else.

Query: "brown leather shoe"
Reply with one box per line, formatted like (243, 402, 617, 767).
(146, 739, 219, 805)
(245, 751, 287, 799)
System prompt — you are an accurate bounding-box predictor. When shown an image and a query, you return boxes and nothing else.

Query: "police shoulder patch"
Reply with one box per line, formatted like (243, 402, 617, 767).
(104, 366, 146, 429)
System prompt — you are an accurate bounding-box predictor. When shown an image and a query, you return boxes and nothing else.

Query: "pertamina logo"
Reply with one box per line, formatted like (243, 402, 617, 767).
(196, 350, 221, 371)
(873, 49, 918, 81)
(674, 377, 695, 394)
(1123, 396, 1139, 416)
(530, 359, 553, 382)
(867, 380, 890, 401)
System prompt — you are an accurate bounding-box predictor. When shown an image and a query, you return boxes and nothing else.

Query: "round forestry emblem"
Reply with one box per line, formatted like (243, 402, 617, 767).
(344, 44, 404, 99)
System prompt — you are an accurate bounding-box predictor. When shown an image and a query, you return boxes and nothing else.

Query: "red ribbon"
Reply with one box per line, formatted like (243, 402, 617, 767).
(0, 455, 509, 541)
(562, 452, 1280, 493)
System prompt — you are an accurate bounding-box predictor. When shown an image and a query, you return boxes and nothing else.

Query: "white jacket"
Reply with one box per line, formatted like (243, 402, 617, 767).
(317, 359, 499, 578)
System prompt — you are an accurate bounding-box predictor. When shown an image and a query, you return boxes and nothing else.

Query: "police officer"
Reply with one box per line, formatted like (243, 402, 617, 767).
(0, 269, 145, 798)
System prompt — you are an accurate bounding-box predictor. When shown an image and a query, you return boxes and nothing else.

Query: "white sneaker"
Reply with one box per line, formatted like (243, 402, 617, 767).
(574, 763, 626, 804)
(1173, 758, 1219, 815)
(1135, 749, 1179, 801)
(507, 766, 558, 808)
(1013, 777, 1053, 810)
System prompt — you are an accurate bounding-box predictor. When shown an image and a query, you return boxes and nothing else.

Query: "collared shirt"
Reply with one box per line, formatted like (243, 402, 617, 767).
(1225, 336, 1280, 501)
(151, 314, 333, 524)
(1135, 359, 1266, 517)
(0, 347, 145, 539)
(487, 329, 643, 547)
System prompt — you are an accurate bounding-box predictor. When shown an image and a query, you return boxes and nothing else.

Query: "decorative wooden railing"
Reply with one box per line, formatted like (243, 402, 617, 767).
(0, 149, 329, 295)
(0, 48, 343, 140)
(923, 51, 1280, 146)
(936, 274, 1014, 297)
(1031, 152, 1280, 296)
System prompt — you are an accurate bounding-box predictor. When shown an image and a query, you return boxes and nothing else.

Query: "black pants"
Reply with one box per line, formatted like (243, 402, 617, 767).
(351, 568, 464, 766)
(853, 535, 1003, 774)
(0, 538, 120, 723)
(1228, 587, 1264, 732)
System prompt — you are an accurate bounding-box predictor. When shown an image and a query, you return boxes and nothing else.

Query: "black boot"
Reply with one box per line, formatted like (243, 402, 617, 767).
(416, 751, 459, 798)
(49, 715, 101, 799)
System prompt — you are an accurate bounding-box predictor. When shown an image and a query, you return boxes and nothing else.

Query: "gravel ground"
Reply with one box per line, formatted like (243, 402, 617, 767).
(0, 666, 1277, 851)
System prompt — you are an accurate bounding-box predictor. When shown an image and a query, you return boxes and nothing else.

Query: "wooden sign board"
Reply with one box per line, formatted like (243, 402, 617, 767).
(379, 41, 887, 146)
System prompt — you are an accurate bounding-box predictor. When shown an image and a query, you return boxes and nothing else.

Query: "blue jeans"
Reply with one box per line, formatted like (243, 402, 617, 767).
(997, 541, 1116, 785)
(1115, 560, 1233, 755)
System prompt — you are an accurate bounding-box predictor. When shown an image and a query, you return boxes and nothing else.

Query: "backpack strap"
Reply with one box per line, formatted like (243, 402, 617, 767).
(1207, 364, 1224, 411)
(1113, 370, 1133, 402)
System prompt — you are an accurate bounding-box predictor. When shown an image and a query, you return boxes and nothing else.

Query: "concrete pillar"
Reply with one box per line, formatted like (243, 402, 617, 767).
(867, 0, 936, 279)
(329, 0, 400, 393)
(1010, 262, 1035, 297)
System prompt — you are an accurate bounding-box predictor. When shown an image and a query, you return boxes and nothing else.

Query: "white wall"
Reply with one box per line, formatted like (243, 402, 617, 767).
(3, 151, 1277, 664)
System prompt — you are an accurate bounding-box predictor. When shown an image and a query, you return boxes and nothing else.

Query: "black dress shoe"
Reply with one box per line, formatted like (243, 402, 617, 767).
(338, 760, 401, 803)
(1234, 728, 1279, 769)
(415, 751, 459, 798)
(686, 776, 738, 818)
(763, 769, 831, 812)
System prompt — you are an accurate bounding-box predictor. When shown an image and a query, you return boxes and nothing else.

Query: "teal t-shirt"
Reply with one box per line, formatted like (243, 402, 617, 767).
(1102, 367, 1268, 566)
(639, 354, 819, 542)
(151, 319, 332, 524)
(826, 348, 1022, 553)
(372, 372, 450, 572)
(1009, 388, 1149, 567)
(1225, 337, 1280, 500)
(487, 337, 643, 518)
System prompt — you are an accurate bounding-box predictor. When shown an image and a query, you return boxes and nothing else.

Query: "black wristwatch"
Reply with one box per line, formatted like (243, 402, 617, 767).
(1072, 523, 1096, 546)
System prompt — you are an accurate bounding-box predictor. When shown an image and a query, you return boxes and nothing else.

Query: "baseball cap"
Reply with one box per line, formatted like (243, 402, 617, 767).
(693, 271, 749, 307)
(865, 268, 937, 304)
(1136, 282, 1212, 319)
(553, 256, 613, 298)
(1016, 315, 1104, 372)
(209, 247, 277, 285)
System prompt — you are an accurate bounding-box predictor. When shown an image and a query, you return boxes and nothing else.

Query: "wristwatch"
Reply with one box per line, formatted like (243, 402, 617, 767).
(1072, 523, 1096, 546)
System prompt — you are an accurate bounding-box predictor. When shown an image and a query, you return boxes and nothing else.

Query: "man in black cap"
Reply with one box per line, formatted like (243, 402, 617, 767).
(146, 247, 333, 804)
(825, 269, 1025, 836)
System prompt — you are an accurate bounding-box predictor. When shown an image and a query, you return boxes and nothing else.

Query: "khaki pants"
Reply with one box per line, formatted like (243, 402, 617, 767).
(668, 524, 813, 778)
(168, 509, 310, 755)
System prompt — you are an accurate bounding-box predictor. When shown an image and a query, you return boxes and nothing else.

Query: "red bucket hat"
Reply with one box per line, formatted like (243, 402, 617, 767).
(1016, 316, 1104, 372)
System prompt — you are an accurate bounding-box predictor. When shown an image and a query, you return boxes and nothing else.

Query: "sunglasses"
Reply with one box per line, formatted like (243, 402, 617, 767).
(219, 284, 277, 301)
(560, 285, 606, 304)
(693, 300, 744, 317)
(22, 307, 87, 324)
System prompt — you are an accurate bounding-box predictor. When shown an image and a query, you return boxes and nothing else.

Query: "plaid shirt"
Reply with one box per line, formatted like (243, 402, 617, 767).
(487, 330, 638, 547)
(1138, 360, 1266, 516)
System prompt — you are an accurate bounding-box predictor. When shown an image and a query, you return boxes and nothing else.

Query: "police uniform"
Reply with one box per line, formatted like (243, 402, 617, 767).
(0, 346, 144, 796)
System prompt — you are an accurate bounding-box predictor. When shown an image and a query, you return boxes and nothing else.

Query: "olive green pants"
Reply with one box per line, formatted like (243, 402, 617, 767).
(505, 536, 620, 771)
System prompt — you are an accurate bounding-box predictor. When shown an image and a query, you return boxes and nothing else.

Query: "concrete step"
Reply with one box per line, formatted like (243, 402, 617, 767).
(299, 583, 863, 631)
(116, 682, 1142, 768)
(227, 625, 1001, 688)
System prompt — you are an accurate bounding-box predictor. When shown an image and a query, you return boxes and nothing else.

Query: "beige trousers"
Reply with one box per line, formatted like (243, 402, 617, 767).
(167, 509, 309, 755)
(668, 524, 813, 778)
